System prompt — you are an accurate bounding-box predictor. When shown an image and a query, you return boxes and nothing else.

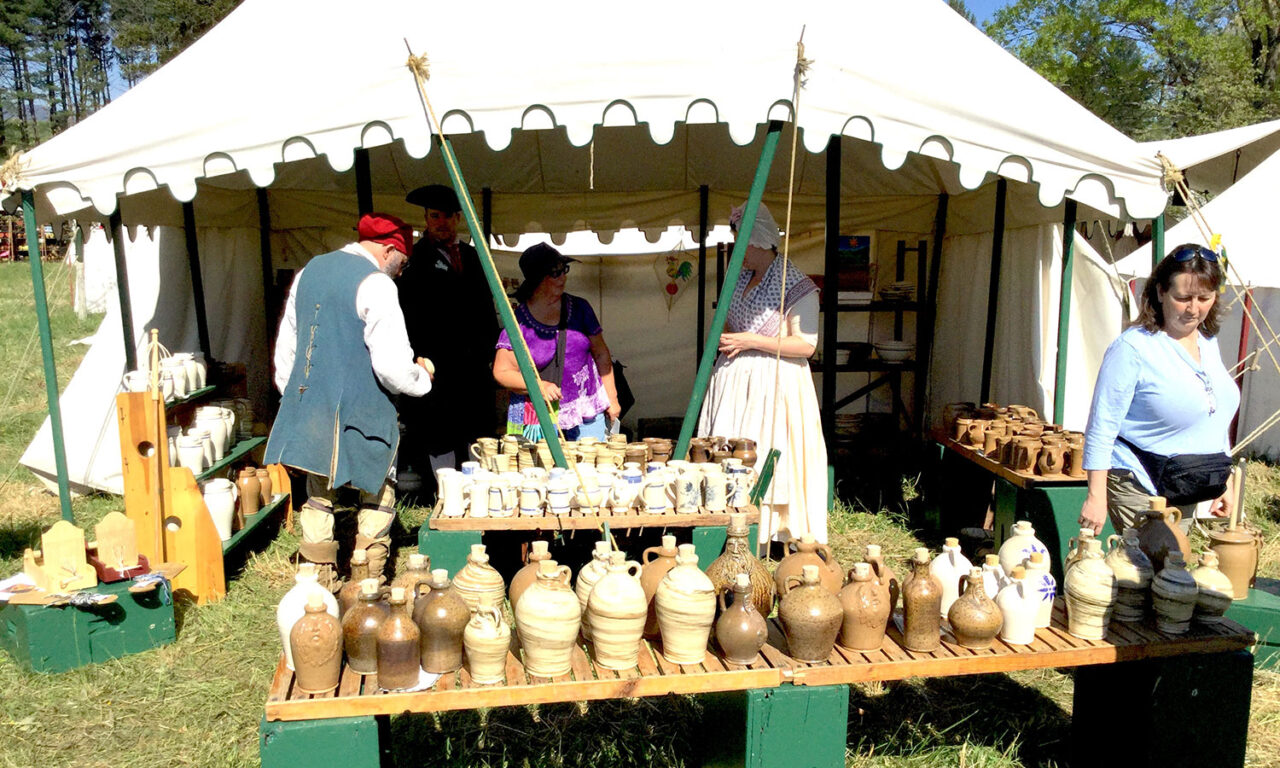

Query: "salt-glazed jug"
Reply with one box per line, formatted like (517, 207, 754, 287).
(901, 548, 942, 652)
(277, 562, 339, 671)
(575, 540, 613, 640)
(864, 544, 900, 622)
(947, 568, 1003, 650)
(586, 551, 648, 669)
(338, 549, 372, 619)
(838, 562, 891, 651)
(342, 578, 386, 674)
(391, 552, 431, 614)
(464, 595, 511, 685)
(290, 594, 343, 694)
(654, 544, 716, 664)
(1104, 528, 1153, 622)
(1023, 551, 1056, 629)
(716, 574, 768, 664)
(1151, 551, 1199, 634)
(779, 564, 843, 662)
(995, 566, 1037, 645)
(998, 521, 1049, 577)
(705, 512, 774, 616)
(451, 544, 506, 614)
(980, 554, 1005, 599)
(377, 587, 421, 691)
(1190, 551, 1235, 624)
(641, 534, 681, 638)
(515, 559, 582, 677)
(1064, 527, 1096, 573)
(930, 537, 972, 618)
(1064, 539, 1117, 640)
(509, 540, 552, 610)
(414, 569, 469, 674)
(773, 534, 843, 596)
(1137, 497, 1191, 574)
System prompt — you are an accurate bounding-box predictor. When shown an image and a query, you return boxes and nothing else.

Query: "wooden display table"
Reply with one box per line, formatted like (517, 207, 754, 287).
(260, 601, 1256, 768)
(935, 438, 1104, 581)
(420, 504, 761, 575)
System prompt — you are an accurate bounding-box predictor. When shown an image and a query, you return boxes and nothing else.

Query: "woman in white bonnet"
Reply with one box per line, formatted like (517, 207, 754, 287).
(698, 202, 829, 544)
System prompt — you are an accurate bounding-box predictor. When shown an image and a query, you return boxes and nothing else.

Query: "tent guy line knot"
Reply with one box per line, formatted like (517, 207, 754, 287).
(0, 148, 29, 192)
(1156, 152, 1183, 189)
(406, 52, 430, 82)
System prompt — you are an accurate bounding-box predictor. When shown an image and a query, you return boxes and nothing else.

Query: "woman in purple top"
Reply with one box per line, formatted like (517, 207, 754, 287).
(493, 243, 620, 440)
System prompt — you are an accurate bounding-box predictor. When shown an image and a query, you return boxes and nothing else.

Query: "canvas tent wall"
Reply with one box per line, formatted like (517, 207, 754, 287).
(5, 0, 1171, 494)
(1115, 144, 1280, 459)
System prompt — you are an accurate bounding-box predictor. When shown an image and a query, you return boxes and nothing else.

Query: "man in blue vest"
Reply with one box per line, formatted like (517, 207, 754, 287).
(266, 212, 433, 588)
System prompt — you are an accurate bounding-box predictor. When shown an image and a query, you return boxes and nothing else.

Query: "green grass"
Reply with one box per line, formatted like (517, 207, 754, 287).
(1, 260, 1278, 767)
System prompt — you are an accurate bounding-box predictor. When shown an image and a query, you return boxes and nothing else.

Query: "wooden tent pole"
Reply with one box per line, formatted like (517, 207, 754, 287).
(979, 179, 1007, 404)
(674, 120, 784, 460)
(22, 190, 73, 521)
(109, 206, 138, 373)
(182, 201, 212, 361)
(1053, 200, 1077, 425)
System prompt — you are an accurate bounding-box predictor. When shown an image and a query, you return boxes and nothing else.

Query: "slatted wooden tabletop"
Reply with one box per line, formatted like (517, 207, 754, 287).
(429, 504, 761, 531)
(264, 599, 1255, 722)
(940, 438, 1085, 489)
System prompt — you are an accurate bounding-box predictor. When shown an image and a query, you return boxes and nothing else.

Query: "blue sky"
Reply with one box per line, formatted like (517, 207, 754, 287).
(964, 0, 1007, 24)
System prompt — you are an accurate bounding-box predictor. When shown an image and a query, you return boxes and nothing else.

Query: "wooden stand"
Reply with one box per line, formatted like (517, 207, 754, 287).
(116, 391, 289, 604)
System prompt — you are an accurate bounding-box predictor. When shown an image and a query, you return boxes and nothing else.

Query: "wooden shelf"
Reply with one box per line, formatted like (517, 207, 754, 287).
(939, 437, 1085, 490)
(164, 384, 217, 411)
(222, 492, 289, 554)
(263, 599, 1255, 722)
(429, 505, 760, 532)
(819, 359, 921, 373)
(195, 436, 266, 481)
(825, 300, 919, 312)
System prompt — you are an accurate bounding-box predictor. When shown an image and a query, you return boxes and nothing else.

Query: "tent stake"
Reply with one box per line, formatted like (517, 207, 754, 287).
(674, 120, 783, 460)
(979, 179, 1007, 404)
(1052, 200, 1077, 425)
(109, 207, 138, 373)
(22, 190, 73, 522)
(182, 201, 212, 361)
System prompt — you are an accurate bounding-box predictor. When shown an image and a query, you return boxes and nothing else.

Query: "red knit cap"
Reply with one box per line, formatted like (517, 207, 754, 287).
(357, 212, 413, 254)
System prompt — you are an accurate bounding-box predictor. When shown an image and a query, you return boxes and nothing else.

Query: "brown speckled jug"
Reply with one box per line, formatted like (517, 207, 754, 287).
(838, 562, 890, 651)
(291, 594, 342, 693)
(778, 565, 842, 662)
(947, 568, 1003, 649)
(413, 569, 469, 673)
(901, 548, 942, 652)
(715, 574, 768, 664)
(773, 534, 843, 596)
(341, 578, 386, 674)
(376, 587, 421, 691)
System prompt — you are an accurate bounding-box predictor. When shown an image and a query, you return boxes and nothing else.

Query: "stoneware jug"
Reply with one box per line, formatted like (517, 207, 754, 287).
(654, 544, 716, 664)
(705, 512, 774, 617)
(901, 548, 942, 652)
(236, 467, 261, 521)
(980, 554, 1005, 599)
(341, 579, 385, 674)
(277, 562, 339, 671)
(464, 595, 511, 685)
(929, 537, 972, 618)
(1151, 551, 1199, 635)
(575, 540, 614, 640)
(509, 540, 552, 610)
(390, 552, 431, 614)
(1104, 528, 1153, 623)
(995, 566, 1037, 646)
(514, 560, 582, 677)
(377, 587, 421, 691)
(1023, 551, 1056, 629)
(586, 551, 648, 670)
(1063, 539, 1117, 640)
(779, 565, 843, 662)
(1064, 527, 1096, 573)
(1136, 497, 1191, 574)
(716, 573, 768, 664)
(838, 562, 891, 652)
(414, 569, 469, 674)
(947, 568, 1003, 650)
(864, 544, 900, 621)
(201, 478, 237, 542)
(290, 594, 343, 694)
(773, 534, 843, 596)
(338, 549, 372, 619)
(451, 544, 506, 614)
(998, 521, 1049, 577)
(1190, 551, 1235, 624)
(256, 467, 273, 506)
(1208, 525, 1261, 600)
(641, 534, 680, 638)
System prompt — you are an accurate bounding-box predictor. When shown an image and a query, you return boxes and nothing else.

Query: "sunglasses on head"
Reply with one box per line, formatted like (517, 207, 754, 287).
(1169, 244, 1219, 263)
(548, 263, 571, 277)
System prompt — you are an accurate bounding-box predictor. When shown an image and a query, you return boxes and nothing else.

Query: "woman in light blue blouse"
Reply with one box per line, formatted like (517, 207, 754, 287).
(1079, 244, 1239, 535)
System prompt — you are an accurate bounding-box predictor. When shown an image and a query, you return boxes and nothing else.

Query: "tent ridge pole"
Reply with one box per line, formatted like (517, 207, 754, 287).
(1052, 200, 1077, 425)
(23, 190, 73, 522)
(979, 179, 1007, 404)
(674, 120, 784, 460)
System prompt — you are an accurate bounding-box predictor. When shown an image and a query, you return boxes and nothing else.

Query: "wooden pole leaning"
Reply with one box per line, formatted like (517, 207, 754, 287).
(674, 121, 784, 461)
(1052, 199, 1077, 426)
(402, 47, 565, 467)
(22, 190, 73, 522)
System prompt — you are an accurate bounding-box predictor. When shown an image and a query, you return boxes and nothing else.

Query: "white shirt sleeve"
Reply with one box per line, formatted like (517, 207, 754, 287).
(356, 271, 433, 397)
(272, 269, 302, 394)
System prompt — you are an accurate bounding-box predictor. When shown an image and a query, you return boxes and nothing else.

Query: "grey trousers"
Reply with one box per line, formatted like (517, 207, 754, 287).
(1106, 469, 1195, 535)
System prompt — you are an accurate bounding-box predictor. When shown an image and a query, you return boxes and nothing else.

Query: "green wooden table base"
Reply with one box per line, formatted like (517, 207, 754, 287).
(1225, 579, 1280, 669)
(0, 577, 177, 673)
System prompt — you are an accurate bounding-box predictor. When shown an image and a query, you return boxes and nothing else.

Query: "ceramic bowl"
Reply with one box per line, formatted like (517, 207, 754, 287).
(875, 341, 915, 362)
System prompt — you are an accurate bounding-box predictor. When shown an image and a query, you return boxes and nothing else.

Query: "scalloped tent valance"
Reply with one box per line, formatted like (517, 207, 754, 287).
(3, 0, 1167, 232)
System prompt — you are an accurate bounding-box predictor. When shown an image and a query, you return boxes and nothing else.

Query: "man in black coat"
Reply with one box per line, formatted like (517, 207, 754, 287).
(396, 185, 500, 495)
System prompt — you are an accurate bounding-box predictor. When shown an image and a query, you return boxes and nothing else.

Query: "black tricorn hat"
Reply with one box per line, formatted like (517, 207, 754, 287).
(405, 184, 461, 213)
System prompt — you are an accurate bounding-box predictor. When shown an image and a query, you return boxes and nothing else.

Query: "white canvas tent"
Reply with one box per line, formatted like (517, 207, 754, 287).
(1116, 144, 1280, 459)
(5, 0, 1169, 493)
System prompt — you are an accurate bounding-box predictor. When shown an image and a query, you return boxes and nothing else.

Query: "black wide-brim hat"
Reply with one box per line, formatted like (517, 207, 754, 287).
(515, 243, 578, 301)
(405, 184, 462, 213)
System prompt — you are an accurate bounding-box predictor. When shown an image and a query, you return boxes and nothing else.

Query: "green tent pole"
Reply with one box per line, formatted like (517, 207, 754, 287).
(674, 120, 784, 461)
(434, 136, 566, 468)
(22, 191, 73, 522)
(1052, 200, 1077, 426)
(1152, 213, 1164, 270)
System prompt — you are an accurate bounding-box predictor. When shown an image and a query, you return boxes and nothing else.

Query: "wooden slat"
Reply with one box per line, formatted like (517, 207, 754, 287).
(431, 507, 760, 531)
(571, 644, 597, 682)
(634, 644, 662, 677)
(504, 651, 528, 688)
(267, 655, 292, 703)
(337, 664, 363, 698)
